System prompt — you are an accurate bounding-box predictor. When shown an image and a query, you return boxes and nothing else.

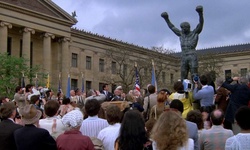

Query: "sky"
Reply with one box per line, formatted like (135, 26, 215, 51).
(52, 0, 250, 52)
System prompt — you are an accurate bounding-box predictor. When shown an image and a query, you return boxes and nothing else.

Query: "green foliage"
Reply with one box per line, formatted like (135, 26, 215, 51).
(0, 53, 40, 98)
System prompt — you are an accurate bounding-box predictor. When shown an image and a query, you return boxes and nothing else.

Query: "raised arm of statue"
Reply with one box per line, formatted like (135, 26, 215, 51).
(161, 12, 181, 36)
(193, 5, 204, 34)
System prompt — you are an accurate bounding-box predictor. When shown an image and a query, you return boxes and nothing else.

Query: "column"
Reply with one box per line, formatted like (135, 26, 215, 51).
(43, 32, 55, 73)
(22, 27, 35, 67)
(0, 22, 12, 53)
(61, 37, 70, 93)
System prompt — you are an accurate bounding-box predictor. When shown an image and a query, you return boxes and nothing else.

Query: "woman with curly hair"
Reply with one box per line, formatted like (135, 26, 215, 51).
(149, 91, 168, 120)
(186, 110, 205, 137)
(151, 110, 194, 150)
(115, 110, 151, 150)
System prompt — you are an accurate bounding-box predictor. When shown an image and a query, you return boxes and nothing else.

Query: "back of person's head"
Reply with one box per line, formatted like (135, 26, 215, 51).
(210, 109, 224, 125)
(148, 85, 155, 94)
(15, 86, 22, 93)
(106, 105, 121, 125)
(157, 91, 168, 103)
(170, 99, 184, 114)
(0, 102, 16, 119)
(85, 99, 100, 116)
(62, 110, 83, 129)
(151, 110, 188, 150)
(25, 84, 33, 92)
(86, 89, 96, 97)
(173, 81, 184, 91)
(44, 100, 60, 117)
(239, 77, 248, 85)
(186, 110, 204, 130)
(200, 75, 208, 85)
(215, 77, 224, 87)
(118, 110, 147, 150)
(30, 95, 39, 104)
(62, 98, 70, 105)
(235, 106, 250, 130)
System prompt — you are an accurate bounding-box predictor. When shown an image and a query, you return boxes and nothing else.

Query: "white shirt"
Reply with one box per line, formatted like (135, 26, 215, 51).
(153, 138, 194, 150)
(80, 115, 109, 138)
(225, 133, 250, 150)
(97, 123, 121, 150)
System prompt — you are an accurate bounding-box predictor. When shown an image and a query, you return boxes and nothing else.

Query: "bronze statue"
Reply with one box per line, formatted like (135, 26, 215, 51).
(161, 6, 204, 80)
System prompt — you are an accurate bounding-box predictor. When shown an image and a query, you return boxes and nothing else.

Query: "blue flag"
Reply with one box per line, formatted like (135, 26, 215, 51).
(81, 77, 84, 93)
(66, 75, 71, 98)
(151, 61, 157, 91)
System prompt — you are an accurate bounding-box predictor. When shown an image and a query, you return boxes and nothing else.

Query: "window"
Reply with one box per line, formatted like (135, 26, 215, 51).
(86, 81, 92, 91)
(7, 37, 12, 55)
(241, 68, 247, 77)
(225, 69, 231, 79)
(170, 73, 174, 84)
(72, 53, 78, 67)
(99, 59, 104, 72)
(112, 61, 116, 74)
(99, 83, 105, 91)
(162, 72, 166, 83)
(123, 64, 127, 77)
(71, 79, 78, 90)
(86, 56, 91, 70)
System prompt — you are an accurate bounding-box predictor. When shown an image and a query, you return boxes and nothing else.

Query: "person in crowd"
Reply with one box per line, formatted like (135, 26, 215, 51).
(0, 96, 10, 105)
(100, 84, 113, 101)
(80, 99, 108, 138)
(14, 104, 57, 150)
(200, 109, 233, 150)
(151, 110, 193, 150)
(56, 109, 95, 150)
(225, 106, 250, 149)
(205, 71, 216, 94)
(39, 100, 66, 139)
(125, 91, 144, 112)
(112, 86, 125, 101)
(85, 89, 106, 104)
(57, 91, 64, 104)
(149, 90, 168, 120)
(186, 110, 205, 137)
(143, 85, 157, 121)
(169, 81, 193, 118)
(14, 86, 24, 104)
(24, 84, 34, 100)
(98, 105, 121, 150)
(170, 99, 199, 150)
(70, 90, 77, 104)
(222, 77, 250, 131)
(75, 88, 85, 104)
(115, 110, 151, 150)
(0, 102, 22, 150)
(193, 74, 215, 129)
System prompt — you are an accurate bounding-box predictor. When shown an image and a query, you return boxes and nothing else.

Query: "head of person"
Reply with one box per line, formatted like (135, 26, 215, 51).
(102, 84, 109, 91)
(86, 89, 97, 97)
(0, 102, 17, 119)
(118, 110, 147, 150)
(44, 100, 60, 117)
(210, 109, 224, 125)
(62, 98, 71, 105)
(70, 90, 75, 96)
(84, 99, 100, 117)
(174, 81, 184, 92)
(75, 88, 81, 96)
(148, 85, 156, 94)
(215, 77, 224, 87)
(186, 110, 204, 130)
(30, 95, 40, 105)
(106, 105, 121, 125)
(151, 110, 188, 150)
(170, 99, 184, 114)
(15, 86, 22, 93)
(239, 77, 248, 85)
(157, 91, 168, 103)
(25, 84, 33, 93)
(200, 75, 208, 85)
(20, 104, 42, 125)
(235, 106, 250, 131)
(180, 22, 190, 34)
(62, 110, 83, 130)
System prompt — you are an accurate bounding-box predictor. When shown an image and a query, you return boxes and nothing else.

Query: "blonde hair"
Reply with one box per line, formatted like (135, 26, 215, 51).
(151, 110, 188, 150)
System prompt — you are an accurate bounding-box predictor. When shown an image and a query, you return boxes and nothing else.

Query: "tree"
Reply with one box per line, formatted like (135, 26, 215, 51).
(0, 53, 41, 98)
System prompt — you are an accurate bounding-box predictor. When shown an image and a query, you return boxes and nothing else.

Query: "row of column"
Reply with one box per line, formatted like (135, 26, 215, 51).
(0, 21, 70, 76)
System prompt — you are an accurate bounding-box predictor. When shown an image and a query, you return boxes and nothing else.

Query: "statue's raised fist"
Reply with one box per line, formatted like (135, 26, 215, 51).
(196, 5, 203, 13)
(161, 12, 169, 19)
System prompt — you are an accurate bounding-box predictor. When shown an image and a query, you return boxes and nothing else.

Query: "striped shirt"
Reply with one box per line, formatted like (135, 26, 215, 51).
(80, 115, 109, 138)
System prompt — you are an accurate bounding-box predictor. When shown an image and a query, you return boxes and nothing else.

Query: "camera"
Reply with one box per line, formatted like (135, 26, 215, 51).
(183, 79, 193, 91)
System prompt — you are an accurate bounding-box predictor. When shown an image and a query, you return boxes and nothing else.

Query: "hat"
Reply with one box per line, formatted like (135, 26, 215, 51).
(62, 110, 83, 128)
(14, 94, 26, 108)
(116, 86, 122, 90)
(20, 104, 42, 124)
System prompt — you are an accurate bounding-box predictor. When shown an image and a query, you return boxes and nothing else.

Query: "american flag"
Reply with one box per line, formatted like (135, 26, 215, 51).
(134, 63, 140, 92)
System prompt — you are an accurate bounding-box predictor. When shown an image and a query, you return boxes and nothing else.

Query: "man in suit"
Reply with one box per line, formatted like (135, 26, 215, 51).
(200, 109, 233, 150)
(170, 99, 200, 150)
(14, 104, 57, 150)
(100, 84, 113, 101)
(0, 102, 22, 150)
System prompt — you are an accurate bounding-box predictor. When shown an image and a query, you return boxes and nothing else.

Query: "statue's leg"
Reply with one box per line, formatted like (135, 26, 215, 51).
(181, 57, 188, 80)
(191, 53, 198, 79)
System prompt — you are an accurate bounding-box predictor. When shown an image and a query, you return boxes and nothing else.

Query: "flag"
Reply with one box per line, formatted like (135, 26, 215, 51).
(46, 74, 50, 88)
(134, 62, 140, 92)
(21, 73, 25, 88)
(58, 73, 61, 93)
(66, 74, 71, 98)
(151, 60, 157, 91)
(81, 74, 84, 93)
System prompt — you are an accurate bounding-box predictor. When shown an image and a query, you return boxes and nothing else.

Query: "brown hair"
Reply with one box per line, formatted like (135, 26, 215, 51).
(44, 100, 60, 117)
(157, 91, 167, 103)
(173, 81, 184, 91)
(106, 105, 121, 125)
(186, 110, 204, 130)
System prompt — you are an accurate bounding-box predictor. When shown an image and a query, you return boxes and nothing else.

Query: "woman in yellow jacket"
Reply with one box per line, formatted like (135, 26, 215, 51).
(169, 81, 193, 118)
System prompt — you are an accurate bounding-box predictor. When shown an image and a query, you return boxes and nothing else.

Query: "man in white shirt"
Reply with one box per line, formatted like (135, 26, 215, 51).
(98, 105, 121, 150)
(80, 99, 108, 138)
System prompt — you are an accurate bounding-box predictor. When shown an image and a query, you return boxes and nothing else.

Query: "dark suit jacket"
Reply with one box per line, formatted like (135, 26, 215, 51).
(215, 87, 229, 113)
(100, 90, 113, 101)
(14, 124, 57, 150)
(0, 119, 22, 150)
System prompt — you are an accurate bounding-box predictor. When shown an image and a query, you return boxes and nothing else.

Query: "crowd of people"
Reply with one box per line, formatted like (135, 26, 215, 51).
(0, 75, 250, 150)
